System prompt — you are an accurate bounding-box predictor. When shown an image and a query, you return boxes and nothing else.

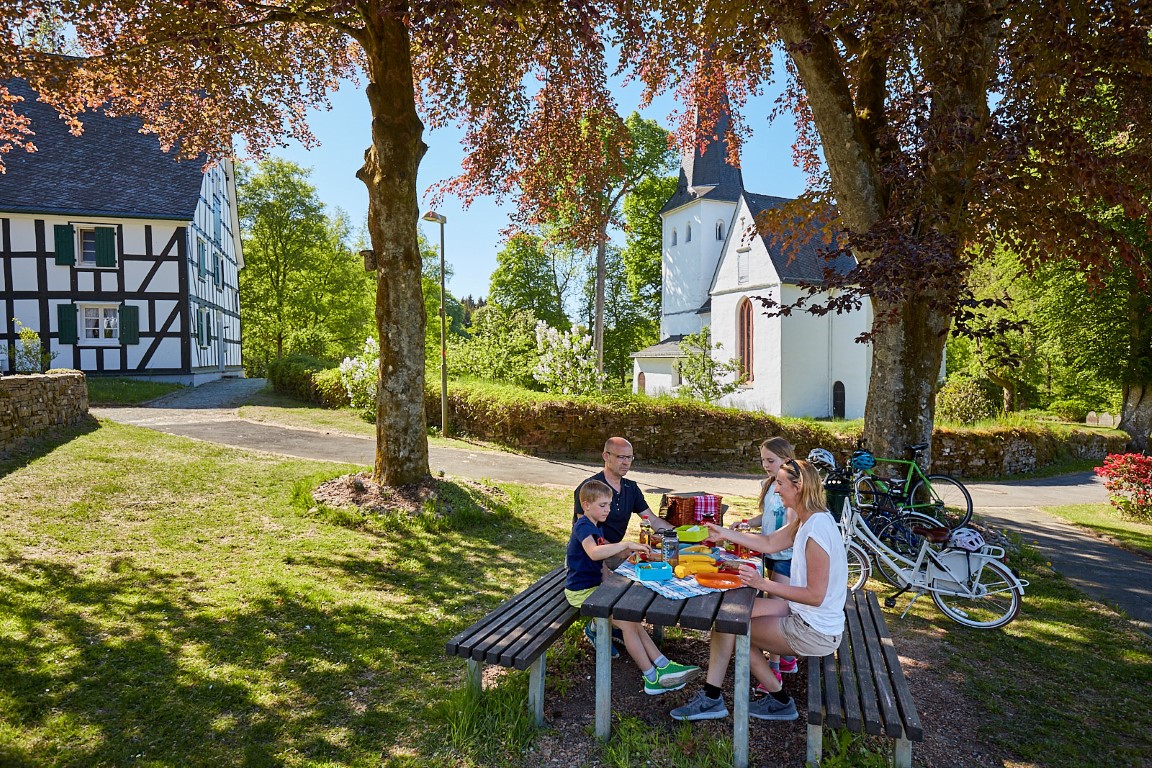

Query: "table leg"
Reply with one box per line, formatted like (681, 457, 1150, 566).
(732, 629, 751, 768)
(594, 616, 612, 740)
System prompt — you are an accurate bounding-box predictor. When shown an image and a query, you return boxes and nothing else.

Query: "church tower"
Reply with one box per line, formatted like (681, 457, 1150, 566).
(659, 102, 744, 339)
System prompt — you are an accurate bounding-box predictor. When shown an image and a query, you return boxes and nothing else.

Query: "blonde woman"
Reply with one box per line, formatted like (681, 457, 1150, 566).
(671, 459, 847, 722)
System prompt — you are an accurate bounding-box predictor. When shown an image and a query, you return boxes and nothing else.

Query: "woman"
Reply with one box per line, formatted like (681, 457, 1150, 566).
(670, 458, 848, 722)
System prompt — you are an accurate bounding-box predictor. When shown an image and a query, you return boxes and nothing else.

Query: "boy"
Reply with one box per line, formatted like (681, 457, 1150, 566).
(565, 480, 702, 695)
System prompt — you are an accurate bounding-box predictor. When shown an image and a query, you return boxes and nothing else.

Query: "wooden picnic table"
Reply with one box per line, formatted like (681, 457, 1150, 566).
(581, 570, 758, 768)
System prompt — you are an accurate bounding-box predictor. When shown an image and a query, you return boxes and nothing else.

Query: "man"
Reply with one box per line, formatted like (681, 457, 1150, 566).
(572, 436, 675, 544)
(573, 436, 675, 656)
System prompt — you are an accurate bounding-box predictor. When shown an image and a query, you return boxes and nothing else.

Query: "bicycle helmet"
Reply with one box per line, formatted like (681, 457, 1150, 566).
(849, 449, 876, 471)
(947, 527, 986, 552)
(807, 448, 837, 472)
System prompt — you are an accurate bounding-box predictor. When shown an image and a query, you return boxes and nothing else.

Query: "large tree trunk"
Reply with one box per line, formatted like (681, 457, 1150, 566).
(356, 13, 430, 486)
(1120, 384, 1152, 452)
(1119, 288, 1152, 451)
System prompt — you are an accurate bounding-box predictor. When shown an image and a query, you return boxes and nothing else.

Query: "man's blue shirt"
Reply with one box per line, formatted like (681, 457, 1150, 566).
(572, 471, 651, 544)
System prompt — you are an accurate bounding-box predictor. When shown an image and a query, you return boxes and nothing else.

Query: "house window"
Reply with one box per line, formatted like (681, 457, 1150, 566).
(79, 229, 97, 265)
(686, 224, 692, 242)
(738, 298, 754, 384)
(671, 228, 678, 246)
(197, 307, 213, 348)
(197, 237, 208, 279)
(212, 196, 223, 243)
(81, 305, 119, 345)
(213, 250, 223, 287)
(73, 225, 116, 268)
(716, 221, 725, 240)
(672, 362, 682, 387)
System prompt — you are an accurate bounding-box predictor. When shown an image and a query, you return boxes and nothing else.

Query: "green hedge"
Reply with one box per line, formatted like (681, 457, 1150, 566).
(266, 355, 347, 409)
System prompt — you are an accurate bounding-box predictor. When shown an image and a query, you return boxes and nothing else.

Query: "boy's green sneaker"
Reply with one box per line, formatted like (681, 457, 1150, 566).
(644, 674, 685, 695)
(656, 660, 702, 688)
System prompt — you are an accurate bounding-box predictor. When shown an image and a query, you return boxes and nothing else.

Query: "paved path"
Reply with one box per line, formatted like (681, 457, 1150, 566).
(93, 377, 1151, 634)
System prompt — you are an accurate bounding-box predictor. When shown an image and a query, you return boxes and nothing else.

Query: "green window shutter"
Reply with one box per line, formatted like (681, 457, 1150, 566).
(54, 224, 75, 265)
(57, 303, 77, 344)
(120, 304, 139, 345)
(95, 227, 117, 267)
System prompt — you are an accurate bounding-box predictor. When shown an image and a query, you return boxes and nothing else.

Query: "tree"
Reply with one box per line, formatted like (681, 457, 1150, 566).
(617, 2, 1152, 464)
(237, 159, 373, 374)
(487, 233, 577, 330)
(449, 304, 540, 389)
(621, 174, 677, 323)
(4, 2, 620, 485)
(578, 244, 659, 385)
(676, 327, 743, 404)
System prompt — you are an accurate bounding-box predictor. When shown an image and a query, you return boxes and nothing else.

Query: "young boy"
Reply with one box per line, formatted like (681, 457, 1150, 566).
(565, 480, 702, 695)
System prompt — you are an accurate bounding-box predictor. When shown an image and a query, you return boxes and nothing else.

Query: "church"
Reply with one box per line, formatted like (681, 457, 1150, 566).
(630, 110, 872, 419)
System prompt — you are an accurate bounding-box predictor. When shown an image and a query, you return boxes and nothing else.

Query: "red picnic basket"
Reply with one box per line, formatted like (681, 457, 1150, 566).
(659, 493, 724, 527)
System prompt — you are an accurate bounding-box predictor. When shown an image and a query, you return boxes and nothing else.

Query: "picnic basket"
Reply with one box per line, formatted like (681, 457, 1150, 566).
(660, 493, 724, 527)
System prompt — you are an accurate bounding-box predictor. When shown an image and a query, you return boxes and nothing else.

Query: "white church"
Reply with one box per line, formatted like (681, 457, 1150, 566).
(631, 111, 872, 419)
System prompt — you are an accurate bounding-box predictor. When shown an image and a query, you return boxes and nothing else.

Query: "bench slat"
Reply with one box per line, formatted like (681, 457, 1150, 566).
(821, 651, 844, 728)
(465, 576, 571, 662)
(482, 587, 574, 664)
(612, 582, 658, 622)
(840, 595, 869, 734)
(445, 567, 565, 657)
(860, 592, 908, 739)
(503, 599, 580, 668)
(866, 592, 925, 741)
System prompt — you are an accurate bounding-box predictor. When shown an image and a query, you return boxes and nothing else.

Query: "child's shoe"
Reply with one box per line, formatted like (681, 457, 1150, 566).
(584, 621, 620, 658)
(656, 660, 702, 688)
(644, 673, 685, 695)
(779, 656, 798, 674)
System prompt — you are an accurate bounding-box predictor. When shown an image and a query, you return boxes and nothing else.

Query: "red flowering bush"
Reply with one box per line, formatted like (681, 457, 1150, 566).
(1095, 453, 1152, 522)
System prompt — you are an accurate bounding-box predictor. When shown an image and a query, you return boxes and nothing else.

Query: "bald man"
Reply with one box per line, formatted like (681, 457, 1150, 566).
(572, 437, 674, 544)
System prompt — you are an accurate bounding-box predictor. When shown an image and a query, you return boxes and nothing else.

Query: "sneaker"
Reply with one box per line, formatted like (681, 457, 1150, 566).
(656, 660, 702, 688)
(752, 673, 780, 696)
(584, 621, 620, 658)
(670, 689, 729, 721)
(748, 694, 798, 721)
(779, 656, 798, 674)
(644, 674, 686, 695)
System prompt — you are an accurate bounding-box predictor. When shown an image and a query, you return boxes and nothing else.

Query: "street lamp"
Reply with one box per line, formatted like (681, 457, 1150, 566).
(421, 210, 449, 436)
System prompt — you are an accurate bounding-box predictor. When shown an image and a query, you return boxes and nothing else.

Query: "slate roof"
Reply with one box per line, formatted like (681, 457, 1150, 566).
(660, 102, 744, 214)
(743, 192, 856, 284)
(0, 80, 205, 220)
(630, 335, 686, 358)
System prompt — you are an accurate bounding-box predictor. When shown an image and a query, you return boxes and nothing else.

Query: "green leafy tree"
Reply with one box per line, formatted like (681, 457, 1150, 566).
(487, 233, 577, 330)
(238, 159, 374, 375)
(676, 327, 743, 404)
(621, 174, 677, 322)
(449, 304, 540, 389)
(579, 245, 659, 386)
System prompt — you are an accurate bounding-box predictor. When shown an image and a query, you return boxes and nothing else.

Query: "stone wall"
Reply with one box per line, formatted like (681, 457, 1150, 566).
(0, 371, 89, 452)
(932, 427, 1126, 478)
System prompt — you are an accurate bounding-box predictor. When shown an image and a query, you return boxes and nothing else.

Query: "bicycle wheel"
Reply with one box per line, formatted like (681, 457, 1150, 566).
(872, 512, 946, 587)
(909, 475, 973, 529)
(846, 542, 871, 593)
(931, 559, 1022, 629)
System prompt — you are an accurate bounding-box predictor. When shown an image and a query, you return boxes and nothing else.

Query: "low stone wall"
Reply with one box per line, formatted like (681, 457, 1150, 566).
(0, 371, 89, 452)
(932, 427, 1127, 478)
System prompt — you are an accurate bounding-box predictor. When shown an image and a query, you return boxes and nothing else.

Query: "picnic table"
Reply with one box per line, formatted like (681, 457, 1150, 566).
(580, 570, 758, 768)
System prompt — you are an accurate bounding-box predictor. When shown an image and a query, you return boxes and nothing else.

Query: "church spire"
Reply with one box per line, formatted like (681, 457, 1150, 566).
(660, 82, 745, 214)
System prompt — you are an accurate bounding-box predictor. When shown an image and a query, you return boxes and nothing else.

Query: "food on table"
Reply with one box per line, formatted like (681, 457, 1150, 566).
(674, 562, 719, 579)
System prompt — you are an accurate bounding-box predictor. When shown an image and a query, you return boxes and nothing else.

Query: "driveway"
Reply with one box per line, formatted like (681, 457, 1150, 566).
(92, 377, 1150, 633)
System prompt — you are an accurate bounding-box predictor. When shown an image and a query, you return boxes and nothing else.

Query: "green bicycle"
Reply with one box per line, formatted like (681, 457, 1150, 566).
(849, 441, 973, 530)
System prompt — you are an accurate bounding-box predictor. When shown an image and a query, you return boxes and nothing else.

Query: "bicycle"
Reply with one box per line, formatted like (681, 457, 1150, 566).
(850, 440, 973, 529)
(839, 493, 1027, 629)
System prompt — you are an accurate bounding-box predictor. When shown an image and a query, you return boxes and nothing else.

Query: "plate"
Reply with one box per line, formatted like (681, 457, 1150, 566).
(694, 572, 743, 589)
(675, 524, 710, 543)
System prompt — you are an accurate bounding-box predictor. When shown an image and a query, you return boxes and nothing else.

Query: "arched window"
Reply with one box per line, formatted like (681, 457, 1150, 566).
(716, 221, 725, 240)
(637, 371, 646, 395)
(671, 228, 678, 246)
(833, 381, 846, 419)
(737, 298, 754, 383)
(686, 223, 692, 242)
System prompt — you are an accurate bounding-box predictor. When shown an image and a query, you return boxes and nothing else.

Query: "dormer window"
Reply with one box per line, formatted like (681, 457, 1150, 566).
(671, 228, 678, 246)
(686, 224, 692, 243)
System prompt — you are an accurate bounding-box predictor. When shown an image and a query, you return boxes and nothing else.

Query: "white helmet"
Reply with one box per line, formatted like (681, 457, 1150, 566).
(948, 527, 985, 552)
(807, 448, 837, 472)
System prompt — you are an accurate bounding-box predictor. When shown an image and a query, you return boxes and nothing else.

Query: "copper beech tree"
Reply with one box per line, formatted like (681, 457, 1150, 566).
(615, 1, 1152, 461)
(1, 1, 623, 486)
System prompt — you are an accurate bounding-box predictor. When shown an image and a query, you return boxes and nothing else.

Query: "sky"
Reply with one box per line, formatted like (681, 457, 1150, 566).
(274, 72, 810, 301)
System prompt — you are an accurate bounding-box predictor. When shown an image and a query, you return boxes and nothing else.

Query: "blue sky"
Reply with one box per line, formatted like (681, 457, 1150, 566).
(275, 74, 809, 301)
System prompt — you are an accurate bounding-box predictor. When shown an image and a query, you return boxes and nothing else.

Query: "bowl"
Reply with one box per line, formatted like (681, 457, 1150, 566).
(675, 524, 710, 543)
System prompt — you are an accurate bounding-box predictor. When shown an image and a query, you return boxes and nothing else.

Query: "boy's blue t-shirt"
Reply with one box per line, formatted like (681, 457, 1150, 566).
(566, 515, 606, 591)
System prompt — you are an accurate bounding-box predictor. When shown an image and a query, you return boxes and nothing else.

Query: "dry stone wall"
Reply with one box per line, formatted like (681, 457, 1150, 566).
(0, 371, 88, 452)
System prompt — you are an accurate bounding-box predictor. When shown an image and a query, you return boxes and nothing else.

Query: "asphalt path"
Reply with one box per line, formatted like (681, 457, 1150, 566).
(92, 377, 1150, 634)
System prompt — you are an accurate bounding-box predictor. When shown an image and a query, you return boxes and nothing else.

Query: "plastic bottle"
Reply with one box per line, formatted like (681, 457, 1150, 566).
(648, 531, 664, 562)
(733, 519, 752, 559)
(639, 519, 653, 548)
(662, 529, 679, 567)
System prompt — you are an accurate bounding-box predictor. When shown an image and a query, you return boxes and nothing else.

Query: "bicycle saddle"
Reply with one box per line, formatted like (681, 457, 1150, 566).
(910, 525, 950, 543)
(905, 442, 929, 454)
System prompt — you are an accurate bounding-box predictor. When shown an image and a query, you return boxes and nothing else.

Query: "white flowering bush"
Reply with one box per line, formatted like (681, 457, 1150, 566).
(533, 321, 605, 395)
(339, 336, 379, 415)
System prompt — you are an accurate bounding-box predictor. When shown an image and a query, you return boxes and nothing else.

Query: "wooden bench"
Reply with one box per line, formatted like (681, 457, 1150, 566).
(806, 590, 924, 768)
(444, 566, 580, 726)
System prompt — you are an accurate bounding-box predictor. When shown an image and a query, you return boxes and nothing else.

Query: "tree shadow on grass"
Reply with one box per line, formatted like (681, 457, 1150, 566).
(0, 415, 101, 480)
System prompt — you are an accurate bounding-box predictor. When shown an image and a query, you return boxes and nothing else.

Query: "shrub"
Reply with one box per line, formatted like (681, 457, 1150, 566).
(339, 337, 378, 415)
(935, 375, 997, 424)
(1047, 397, 1091, 422)
(267, 354, 335, 404)
(533, 322, 605, 395)
(312, 367, 349, 408)
(10, 318, 57, 373)
(1095, 453, 1152, 522)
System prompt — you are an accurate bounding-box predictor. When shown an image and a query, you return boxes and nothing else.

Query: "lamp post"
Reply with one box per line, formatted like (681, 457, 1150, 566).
(421, 210, 449, 436)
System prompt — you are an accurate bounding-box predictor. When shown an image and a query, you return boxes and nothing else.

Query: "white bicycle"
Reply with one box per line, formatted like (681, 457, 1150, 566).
(839, 500, 1028, 629)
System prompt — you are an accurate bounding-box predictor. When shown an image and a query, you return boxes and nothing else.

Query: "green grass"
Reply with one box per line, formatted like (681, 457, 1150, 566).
(85, 377, 185, 405)
(1042, 503, 1152, 559)
(2, 424, 1150, 767)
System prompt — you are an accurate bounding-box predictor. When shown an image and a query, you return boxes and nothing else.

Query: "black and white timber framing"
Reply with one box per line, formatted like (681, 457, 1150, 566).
(0, 79, 243, 383)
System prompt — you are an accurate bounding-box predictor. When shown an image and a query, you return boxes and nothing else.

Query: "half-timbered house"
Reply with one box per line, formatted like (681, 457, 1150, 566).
(0, 79, 243, 383)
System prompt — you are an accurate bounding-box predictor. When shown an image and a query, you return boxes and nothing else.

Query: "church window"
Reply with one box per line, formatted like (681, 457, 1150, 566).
(686, 224, 692, 242)
(737, 298, 754, 384)
(833, 381, 846, 419)
(716, 221, 725, 240)
(637, 371, 646, 395)
(671, 228, 678, 246)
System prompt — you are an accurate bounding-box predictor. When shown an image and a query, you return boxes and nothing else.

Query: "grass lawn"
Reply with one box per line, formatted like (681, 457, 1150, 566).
(1042, 503, 1152, 559)
(86, 377, 185, 405)
(1, 423, 1150, 766)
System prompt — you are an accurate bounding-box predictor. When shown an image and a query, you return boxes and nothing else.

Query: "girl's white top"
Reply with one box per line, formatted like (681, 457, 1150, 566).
(788, 511, 848, 636)
(761, 482, 793, 561)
